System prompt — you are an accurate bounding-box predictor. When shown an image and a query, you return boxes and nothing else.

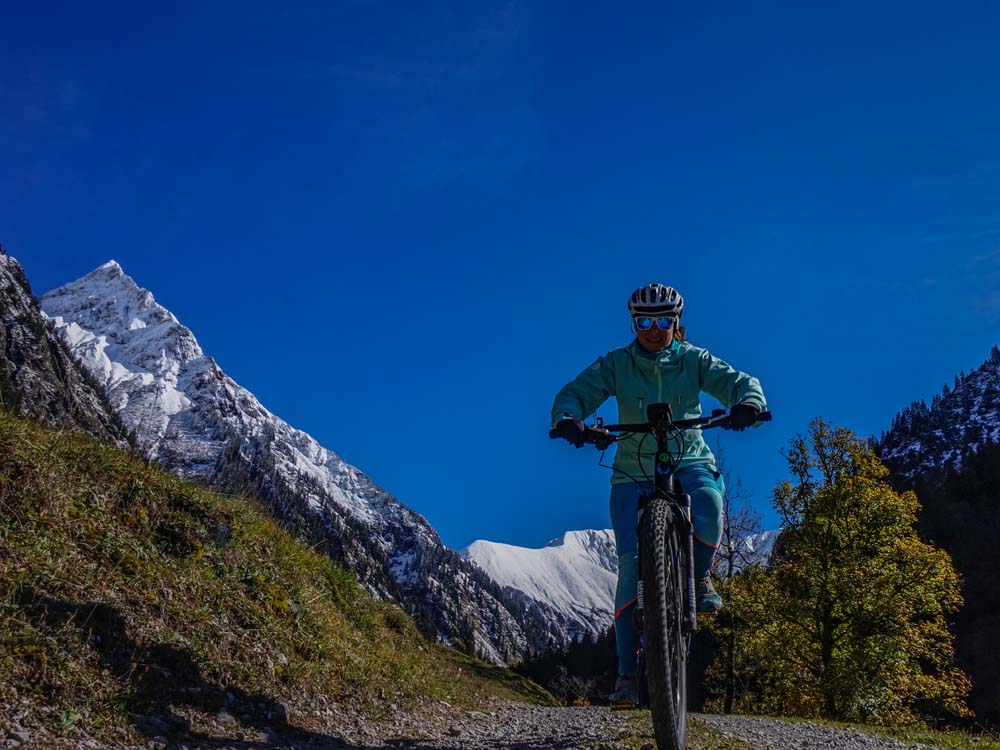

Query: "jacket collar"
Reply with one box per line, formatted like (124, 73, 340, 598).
(626, 338, 684, 365)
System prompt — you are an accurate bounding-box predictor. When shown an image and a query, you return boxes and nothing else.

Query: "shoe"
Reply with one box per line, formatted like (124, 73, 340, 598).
(696, 576, 723, 613)
(609, 674, 639, 707)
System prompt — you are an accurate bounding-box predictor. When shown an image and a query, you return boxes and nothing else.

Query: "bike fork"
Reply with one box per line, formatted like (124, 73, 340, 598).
(679, 492, 697, 634)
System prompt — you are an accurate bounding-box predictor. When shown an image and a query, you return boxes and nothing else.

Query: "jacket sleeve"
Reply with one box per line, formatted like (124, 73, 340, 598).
(696, 349, 767, 411)
(551, 352, 617, 427)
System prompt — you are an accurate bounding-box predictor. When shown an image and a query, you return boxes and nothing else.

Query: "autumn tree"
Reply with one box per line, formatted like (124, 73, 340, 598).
(713, 420, 971, 725)
(703, 440, 769, 713)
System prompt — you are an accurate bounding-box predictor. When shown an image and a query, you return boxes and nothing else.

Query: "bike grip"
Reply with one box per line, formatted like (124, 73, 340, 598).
(756, 411, 773, 423)
(549, 429, 560, 439)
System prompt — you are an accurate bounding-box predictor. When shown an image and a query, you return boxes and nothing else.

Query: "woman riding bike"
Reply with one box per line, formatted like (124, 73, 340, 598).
(551, 283, 767, 706)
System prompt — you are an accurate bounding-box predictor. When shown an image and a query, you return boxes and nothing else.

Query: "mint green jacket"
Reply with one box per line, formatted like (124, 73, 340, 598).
(551, 340, 767, 484)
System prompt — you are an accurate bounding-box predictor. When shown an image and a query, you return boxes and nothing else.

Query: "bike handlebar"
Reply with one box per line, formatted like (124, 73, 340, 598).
(549, 409, 772, 447)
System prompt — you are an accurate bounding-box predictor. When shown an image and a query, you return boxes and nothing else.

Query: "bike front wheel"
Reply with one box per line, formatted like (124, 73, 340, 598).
(639, 496, 689, 750)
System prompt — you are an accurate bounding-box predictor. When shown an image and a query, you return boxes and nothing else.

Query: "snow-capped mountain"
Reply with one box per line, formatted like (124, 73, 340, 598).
(879, 345, 1000, 481)
(462, 530, 618, 644)
(40, 261, 531, 663)
(0, 252, 125, 444)
(463, 526, 780, 645)
(722, 528, 781, 575)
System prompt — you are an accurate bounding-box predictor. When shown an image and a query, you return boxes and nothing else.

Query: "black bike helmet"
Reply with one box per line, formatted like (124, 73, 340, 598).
(627, 283, 684, 318)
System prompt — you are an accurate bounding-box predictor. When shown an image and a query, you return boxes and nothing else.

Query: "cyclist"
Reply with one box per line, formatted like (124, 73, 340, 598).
(550, 283, 767, 706)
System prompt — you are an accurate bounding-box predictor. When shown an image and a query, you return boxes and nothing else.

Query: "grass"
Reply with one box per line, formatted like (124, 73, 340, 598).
(0, 411, 555, 741)
(591, 709, 997, 750)
(732, 713, 1000, 750)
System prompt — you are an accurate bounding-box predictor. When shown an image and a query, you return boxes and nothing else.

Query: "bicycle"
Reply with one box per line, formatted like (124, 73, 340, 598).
(551, 404, 771, 750)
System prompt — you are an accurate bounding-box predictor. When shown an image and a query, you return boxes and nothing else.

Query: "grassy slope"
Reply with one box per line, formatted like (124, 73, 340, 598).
(0, 411, 553, 739)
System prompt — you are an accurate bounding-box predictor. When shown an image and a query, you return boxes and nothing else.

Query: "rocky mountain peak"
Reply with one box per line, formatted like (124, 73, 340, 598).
(879, 345, 1000, 481)
(43, 262, 198, 376)
(39, 260, 536, 664)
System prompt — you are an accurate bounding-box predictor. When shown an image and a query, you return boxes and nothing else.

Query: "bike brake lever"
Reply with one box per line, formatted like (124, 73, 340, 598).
(587, 428, 614, 451)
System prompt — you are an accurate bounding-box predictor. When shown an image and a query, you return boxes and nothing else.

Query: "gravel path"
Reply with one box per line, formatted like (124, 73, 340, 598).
(2, 701, 642, 750)
(694, 714, 933, 750)
(2, 704, 943, 750)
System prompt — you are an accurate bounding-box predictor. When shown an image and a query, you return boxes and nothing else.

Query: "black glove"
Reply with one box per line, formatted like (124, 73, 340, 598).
(728, 403, 760, 431)
(553, 418, 587, 448)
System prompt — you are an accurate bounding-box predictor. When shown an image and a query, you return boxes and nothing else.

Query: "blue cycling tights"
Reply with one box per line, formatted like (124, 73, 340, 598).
(609, 464, 724, 676)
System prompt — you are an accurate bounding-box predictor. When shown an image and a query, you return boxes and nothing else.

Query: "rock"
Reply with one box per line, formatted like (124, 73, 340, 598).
(447, 725, 462, 737)
(217, 711, 236, 726)
(269, 703, 289, 725)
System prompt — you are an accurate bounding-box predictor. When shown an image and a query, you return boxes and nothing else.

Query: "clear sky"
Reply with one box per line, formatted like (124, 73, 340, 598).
(4, 1, 999, 550)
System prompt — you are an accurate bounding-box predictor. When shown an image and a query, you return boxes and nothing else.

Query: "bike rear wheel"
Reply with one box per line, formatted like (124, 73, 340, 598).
(639, 496, 688, 750)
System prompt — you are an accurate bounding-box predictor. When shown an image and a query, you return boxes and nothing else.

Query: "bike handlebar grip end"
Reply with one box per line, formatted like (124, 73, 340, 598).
(757, 411, 773, 423)
(549, 429, 559, 439)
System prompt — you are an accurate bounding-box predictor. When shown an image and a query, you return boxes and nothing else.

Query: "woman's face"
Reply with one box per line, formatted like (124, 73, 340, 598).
(635, 318, 675, 352)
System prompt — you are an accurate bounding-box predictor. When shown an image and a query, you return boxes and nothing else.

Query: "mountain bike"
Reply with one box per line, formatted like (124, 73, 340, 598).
(551, 405, 771, 750)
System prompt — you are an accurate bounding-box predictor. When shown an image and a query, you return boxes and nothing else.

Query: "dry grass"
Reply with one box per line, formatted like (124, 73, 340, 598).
(0, 411, 553, 740)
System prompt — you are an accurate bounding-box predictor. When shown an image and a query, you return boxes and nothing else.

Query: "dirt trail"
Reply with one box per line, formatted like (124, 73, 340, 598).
(4, 705, 938, 750)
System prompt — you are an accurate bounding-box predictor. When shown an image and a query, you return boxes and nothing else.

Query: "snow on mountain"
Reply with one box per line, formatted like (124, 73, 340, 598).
(43, 261, 401, 526)
(462, 530, 618, 643)
(40, 261, 530, 664)
(879, 345, 1000, 481)
(723, 529, 781, 575)
(465, 525, 781, 646)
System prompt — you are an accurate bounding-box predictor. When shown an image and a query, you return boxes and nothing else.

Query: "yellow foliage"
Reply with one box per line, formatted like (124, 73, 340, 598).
(705, 419, 971, 726)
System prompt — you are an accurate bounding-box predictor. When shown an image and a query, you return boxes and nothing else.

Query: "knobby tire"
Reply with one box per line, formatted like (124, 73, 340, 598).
(639, 496, 688, 750)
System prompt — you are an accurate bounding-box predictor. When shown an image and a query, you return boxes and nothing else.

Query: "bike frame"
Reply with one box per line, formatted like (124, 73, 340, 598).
(636, 403, 698, 649)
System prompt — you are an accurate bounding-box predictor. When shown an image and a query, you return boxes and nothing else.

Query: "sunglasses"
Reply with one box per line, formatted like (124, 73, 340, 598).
(634, 316, 676, 331)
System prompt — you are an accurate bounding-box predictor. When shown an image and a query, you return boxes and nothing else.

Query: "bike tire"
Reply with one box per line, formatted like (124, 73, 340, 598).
(639, 496, 688, 750)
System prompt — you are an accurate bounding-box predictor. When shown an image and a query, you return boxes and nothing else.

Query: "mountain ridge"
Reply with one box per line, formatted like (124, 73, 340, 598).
(878, 344, 1000, 481)
(40, 260, 540, 664)
(462, 529, 618, 645)
(462, 526, 781, 648)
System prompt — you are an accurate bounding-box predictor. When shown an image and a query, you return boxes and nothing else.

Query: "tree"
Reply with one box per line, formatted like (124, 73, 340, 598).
(704, 439, 768, 713)
(743, 420, 971, 724)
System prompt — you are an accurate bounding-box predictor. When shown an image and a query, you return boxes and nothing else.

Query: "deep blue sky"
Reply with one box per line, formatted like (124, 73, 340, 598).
(4, 1, 999, 549)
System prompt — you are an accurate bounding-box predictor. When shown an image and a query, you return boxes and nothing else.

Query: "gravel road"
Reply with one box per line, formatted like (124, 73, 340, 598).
(695, 714, 933, 750)
(1, 703, 942, 750)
